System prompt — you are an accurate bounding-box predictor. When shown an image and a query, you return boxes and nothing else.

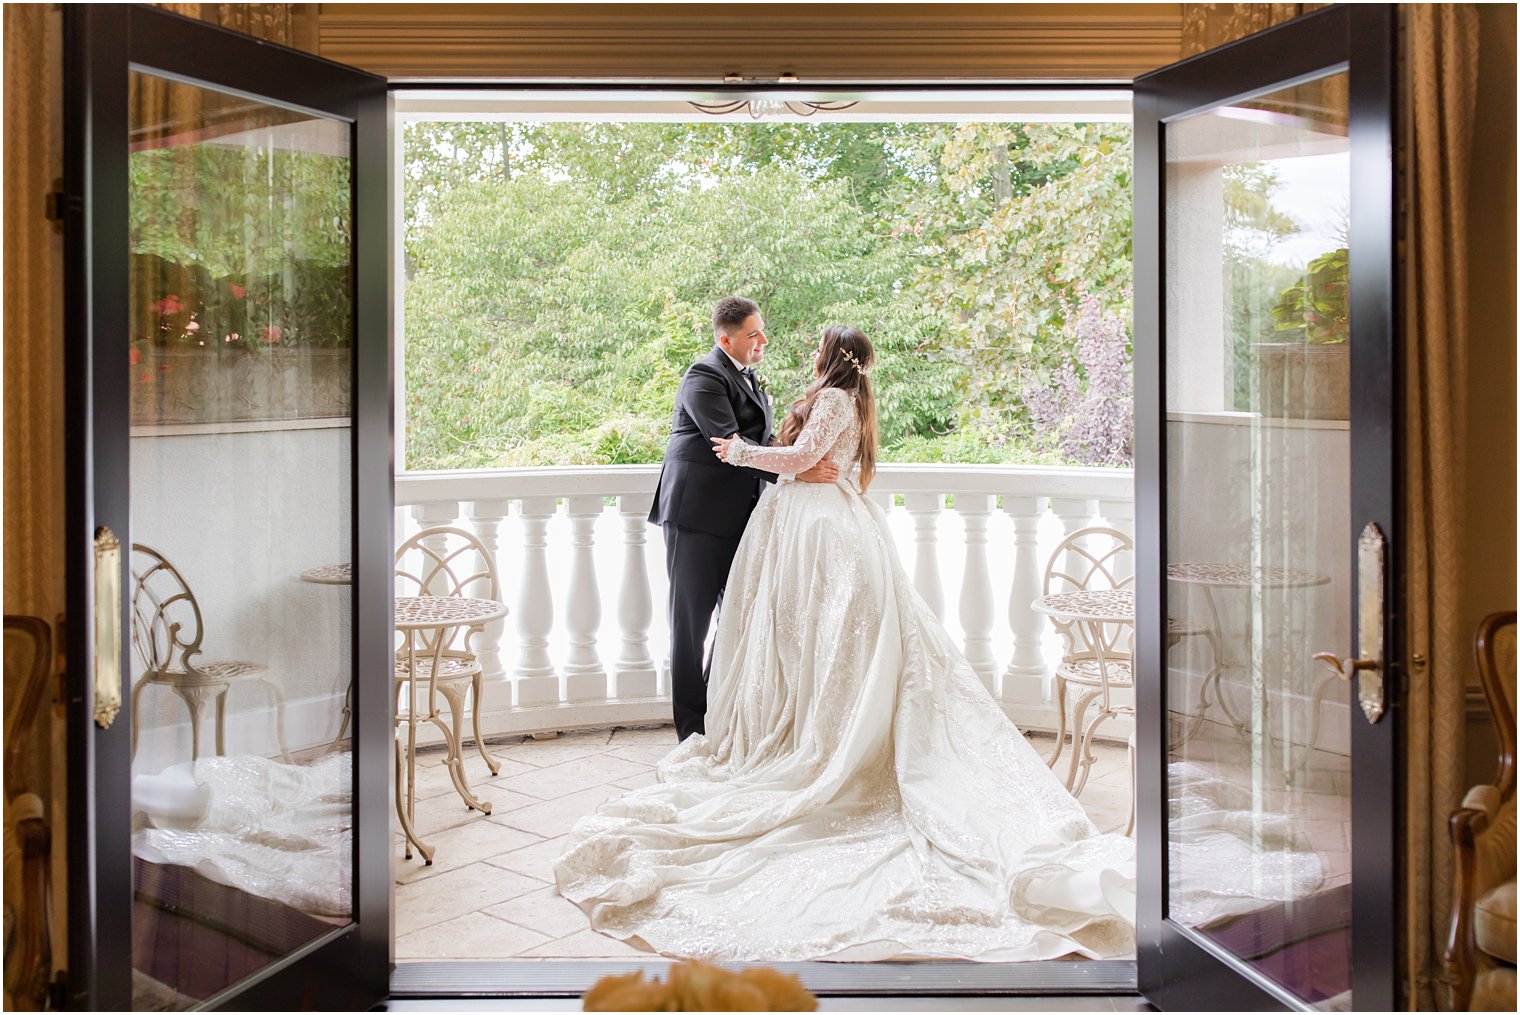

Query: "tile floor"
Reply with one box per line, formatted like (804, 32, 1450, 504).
(394, 725, 1134, 961)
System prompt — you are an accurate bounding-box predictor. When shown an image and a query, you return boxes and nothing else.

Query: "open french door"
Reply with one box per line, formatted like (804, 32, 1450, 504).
(63, 5, 392, 1008)
(1133, 5, 1401, 1010)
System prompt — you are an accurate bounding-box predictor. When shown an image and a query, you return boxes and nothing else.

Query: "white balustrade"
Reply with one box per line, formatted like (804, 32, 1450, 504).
(514, 496, 559, 707)
(903, 492, 946, 619)
(1002, 495, 1048, 704)
(615, 494, 658, 699)
(394, 463, 1132, 740)
(955, 493, 996, 691)
(465, 498, 511, 715)
(1102, 497, 1136, 587)
(563, 495, 607, 701)
(1051, 497, 1098, 591)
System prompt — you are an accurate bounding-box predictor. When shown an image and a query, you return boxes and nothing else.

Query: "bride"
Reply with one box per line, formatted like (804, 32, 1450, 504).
(554, 325, 1136, 962)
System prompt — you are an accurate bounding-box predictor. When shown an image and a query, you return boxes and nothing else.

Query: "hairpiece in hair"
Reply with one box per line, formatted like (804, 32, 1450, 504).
(840, 347, 869, 377)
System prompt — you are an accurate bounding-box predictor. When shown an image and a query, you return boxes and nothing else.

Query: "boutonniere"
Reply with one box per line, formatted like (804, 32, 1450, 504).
(753, 370, 771, 395)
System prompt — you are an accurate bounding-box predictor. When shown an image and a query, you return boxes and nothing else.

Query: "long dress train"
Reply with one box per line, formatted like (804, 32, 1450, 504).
(555, 387, 1139, 961)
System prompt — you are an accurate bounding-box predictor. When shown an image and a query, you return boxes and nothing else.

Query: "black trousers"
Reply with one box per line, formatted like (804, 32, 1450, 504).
(662, 522, 742, 741)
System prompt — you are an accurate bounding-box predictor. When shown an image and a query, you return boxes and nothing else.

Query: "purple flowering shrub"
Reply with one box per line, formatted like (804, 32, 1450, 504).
(1022, 293, 1133, 466)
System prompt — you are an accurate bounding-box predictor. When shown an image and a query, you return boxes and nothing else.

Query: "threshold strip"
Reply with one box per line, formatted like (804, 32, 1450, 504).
(390, 959, 1138, 998)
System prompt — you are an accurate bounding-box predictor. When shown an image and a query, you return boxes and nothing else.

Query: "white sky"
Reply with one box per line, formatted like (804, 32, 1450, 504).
(1261, 152, 1350, 269)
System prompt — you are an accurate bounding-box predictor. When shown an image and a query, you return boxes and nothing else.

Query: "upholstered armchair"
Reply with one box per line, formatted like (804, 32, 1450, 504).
(1444, 611, 1516, 1011)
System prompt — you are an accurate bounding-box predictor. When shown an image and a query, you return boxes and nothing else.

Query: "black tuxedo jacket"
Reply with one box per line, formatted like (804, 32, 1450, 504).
(648, 347, 776, 540)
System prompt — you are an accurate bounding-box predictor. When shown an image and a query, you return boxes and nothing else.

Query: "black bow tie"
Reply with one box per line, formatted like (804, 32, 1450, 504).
(741, 368, 757, 385)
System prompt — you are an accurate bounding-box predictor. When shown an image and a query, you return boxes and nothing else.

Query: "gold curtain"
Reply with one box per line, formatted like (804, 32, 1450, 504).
(154, 3, 296, 46)
(1180, 3, 1324, 55)
(1180, 4, 1344, 127)
(1403, 6, 1482, 1010)
(133, 5, 299, 148)
(3, 4, 68, 1002)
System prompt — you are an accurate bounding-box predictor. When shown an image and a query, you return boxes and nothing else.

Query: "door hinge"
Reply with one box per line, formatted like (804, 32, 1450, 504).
(45, 177, 66, 233)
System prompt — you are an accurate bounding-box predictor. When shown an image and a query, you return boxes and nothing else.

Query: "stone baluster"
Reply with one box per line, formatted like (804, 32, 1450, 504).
(563, 496, 607, 702)
(1051, 498, 1098, 589)
(466, 499, 511, 715)
(1002, 495, 1049, 703)
(514, 497, 559, 707)
(409, 502, 459, 597)
(955, 494, 997, 692)
(1101, 497, 1136, 587)
(615, 495, 658, 699)
(903, 492, 945, 619)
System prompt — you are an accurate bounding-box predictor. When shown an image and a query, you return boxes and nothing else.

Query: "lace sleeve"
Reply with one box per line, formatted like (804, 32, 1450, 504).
(726, 388, 853, 475)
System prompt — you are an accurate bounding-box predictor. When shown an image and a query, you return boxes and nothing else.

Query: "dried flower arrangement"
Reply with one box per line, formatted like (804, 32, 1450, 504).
(582, 960, 817, 1012)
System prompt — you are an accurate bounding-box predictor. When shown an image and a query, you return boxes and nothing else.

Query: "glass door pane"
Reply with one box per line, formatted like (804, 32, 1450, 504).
(1163, 72, 1354, 1009)
(126, 70, 354, 1008)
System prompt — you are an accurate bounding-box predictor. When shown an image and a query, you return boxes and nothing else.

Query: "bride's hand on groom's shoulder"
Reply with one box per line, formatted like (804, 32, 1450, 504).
(797, 461, 840, 484)
(711, 434, 738, 463)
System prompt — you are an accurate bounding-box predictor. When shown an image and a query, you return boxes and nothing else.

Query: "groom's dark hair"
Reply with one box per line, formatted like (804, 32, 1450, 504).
(712, 296, 760, 337)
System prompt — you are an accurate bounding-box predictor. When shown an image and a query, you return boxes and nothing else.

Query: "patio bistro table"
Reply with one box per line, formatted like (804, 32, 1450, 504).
(1165, 563, 1331, 783)
(394, 595, 509, 864)
(300, 563, 354, 748)
(1032, 588, 1135, 804)
(298, 562, 352, 585)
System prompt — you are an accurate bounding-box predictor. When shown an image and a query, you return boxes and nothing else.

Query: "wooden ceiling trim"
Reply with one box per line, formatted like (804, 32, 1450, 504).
(314, 3, 1183, 81)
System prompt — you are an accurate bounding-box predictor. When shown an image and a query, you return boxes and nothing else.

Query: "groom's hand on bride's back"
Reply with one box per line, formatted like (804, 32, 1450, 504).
(797, 462, 840, 484)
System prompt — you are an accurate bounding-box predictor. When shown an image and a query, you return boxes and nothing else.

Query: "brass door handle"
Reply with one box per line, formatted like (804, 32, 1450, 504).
(1312, 652, 1378, 682)
(1313, 523, 1388, 725)
(93, 527, 122, 729)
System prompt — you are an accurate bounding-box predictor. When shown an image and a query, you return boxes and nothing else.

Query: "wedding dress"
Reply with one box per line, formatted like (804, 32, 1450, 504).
(555, 388, 1320, 961)
(555, 387, 1137, 961)
(133, 752, 352, 917)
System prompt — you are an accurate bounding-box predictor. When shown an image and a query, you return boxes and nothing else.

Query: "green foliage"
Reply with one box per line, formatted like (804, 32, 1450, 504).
(1270, 247, 1350, 345)
(129, 140, 352, 352)
(402, 120, 1138, 470)
(884, 122, 1134, 440)
(1221, 161, 1309, 407)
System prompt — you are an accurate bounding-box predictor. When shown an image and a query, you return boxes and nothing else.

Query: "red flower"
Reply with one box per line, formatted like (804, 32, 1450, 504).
(229, 283, 246, 299)
(260, 325, 282, 344)
(129, 348, 142, 365)
(154, 294, 182, 316)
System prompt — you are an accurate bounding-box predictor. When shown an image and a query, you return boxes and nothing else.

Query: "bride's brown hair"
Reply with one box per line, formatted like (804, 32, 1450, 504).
(777, 325, 879, 493)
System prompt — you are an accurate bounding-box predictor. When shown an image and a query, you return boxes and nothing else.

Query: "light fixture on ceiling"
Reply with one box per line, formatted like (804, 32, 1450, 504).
(692, 73, 858, 118)
(688, 98, 860, 119)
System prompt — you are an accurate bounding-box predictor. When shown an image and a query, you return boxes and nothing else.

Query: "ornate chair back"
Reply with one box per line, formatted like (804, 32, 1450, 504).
(130, 543, 206, 677)
(1042, 525, 1133, 659)
(1477, 612, 1516, 799)
(393, 525, 501, 658)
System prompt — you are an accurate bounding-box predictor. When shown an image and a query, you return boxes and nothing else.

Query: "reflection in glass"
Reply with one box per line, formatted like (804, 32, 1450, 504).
(1164, 73, 1353, 1009)
(127, 71, 353, 1009)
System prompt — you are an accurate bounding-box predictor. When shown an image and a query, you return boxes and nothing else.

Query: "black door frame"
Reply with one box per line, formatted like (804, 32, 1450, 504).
(63, 5, 392, 1009)
(383, 77, 1158, 1003)
(1133, 5, 1401, 1010)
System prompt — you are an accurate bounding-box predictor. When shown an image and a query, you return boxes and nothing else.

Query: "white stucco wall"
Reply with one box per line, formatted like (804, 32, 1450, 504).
(1166, 414, 1353, 755)
(130, 422, 352, 770)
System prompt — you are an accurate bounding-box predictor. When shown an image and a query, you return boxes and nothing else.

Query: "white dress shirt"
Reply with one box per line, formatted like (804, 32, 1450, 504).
(716, 345, 792, 482)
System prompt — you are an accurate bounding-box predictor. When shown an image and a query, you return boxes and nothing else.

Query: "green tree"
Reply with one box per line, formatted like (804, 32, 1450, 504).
(402, 120, 1134, 470)
(886, 122, 1133, 441)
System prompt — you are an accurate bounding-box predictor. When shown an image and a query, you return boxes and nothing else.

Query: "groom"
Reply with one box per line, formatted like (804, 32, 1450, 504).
(649, 296, 838, 740)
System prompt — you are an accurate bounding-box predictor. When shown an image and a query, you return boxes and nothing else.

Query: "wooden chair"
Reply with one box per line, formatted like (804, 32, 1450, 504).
(1444, 611, 1516, 1011)
(393, 525, 504, 863)
(4, 615, 57, 1011)
(129, 544, 290, 763)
